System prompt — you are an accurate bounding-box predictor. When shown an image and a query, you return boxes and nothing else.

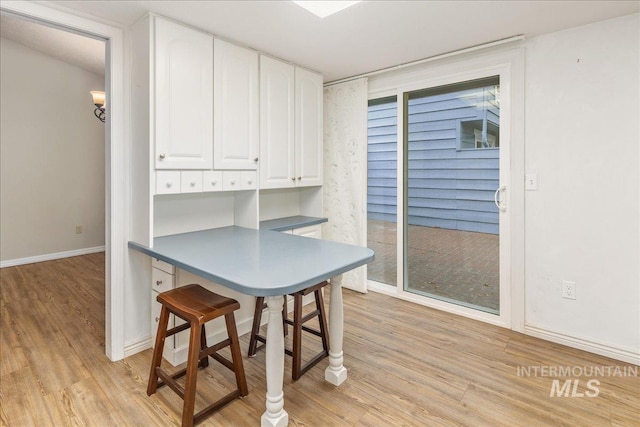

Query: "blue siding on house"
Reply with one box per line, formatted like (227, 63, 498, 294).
(367, 100, 398, 223)
(367, 85, 500, 234)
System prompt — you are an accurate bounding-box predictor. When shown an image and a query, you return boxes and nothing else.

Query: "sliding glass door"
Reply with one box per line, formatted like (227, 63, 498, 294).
(404, 77, 501, 314)
(367, 75, 509, 321)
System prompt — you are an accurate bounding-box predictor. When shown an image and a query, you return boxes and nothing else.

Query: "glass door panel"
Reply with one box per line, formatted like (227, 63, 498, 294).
(404, 77, 500, 314)
(367, 97, 398, 286)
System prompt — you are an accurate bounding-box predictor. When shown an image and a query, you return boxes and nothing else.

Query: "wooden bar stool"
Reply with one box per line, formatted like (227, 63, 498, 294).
(248, 281, 330, 380)
(147, 284, 248, 427)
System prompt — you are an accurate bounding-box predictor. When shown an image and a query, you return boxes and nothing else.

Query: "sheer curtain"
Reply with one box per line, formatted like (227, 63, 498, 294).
(322, 78, 369, 292)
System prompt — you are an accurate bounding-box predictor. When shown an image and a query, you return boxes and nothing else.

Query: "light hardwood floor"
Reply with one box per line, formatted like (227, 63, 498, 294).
(1, 253, 638, 426)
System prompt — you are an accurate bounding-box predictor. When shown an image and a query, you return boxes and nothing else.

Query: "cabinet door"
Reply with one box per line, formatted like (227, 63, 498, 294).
(295, 68, 323, 187)
(259, 56, 295, 189)
(155, 17, 213, 170)
(214, 39, 259, 170)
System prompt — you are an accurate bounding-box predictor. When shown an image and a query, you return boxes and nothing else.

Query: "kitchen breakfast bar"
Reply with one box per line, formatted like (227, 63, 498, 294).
(128, 225, 374, 426)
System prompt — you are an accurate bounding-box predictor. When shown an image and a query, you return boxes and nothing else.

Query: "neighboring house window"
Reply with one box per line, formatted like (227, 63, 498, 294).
(460, 119, 499, 149)
(458, 85, 500, 149)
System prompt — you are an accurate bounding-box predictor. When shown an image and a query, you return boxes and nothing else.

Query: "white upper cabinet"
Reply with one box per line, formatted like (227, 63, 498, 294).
(259, 58, 323, 190)
(154, 17, 213, 170)
(260, 56, 295, 189)
(213, 39, 259, 170)
(295, 68, 323, 187)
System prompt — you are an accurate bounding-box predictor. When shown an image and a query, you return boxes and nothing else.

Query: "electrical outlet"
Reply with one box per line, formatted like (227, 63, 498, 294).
(562, 280, 576, 299)
(75, 225, 83, 234)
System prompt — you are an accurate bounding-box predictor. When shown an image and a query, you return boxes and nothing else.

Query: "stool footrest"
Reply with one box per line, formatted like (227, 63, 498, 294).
(297, 349, 330, 379)
(193, 389, 242, 425)
(301, 325, 322, 337)
(166, 322, 191, 337)
(156, 367, 186, 399)
(199, 338, 231, 360)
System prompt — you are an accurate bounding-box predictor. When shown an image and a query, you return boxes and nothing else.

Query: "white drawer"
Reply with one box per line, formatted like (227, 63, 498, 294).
(155, 171, 180, 195)
(241, 171, 258, 190)
(203, 171, 223, 192)
(151, 297, 175, 358)
(180, 171, 203, 193)
(223, 171, 241, 191)
(152, 258, 175, 274)
(152, 267, 174, 293)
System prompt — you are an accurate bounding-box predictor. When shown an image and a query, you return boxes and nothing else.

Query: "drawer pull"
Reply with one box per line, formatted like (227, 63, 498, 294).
(166, 181, 173, 188)
(155, 280, 162, 286)
(211, 180, 217, 186)
(230, 180, 236, 185)
(190, 180, 196, 187)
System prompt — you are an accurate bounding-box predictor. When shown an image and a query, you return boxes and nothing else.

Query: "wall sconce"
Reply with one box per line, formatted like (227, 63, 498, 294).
(90, 91, 106, 123)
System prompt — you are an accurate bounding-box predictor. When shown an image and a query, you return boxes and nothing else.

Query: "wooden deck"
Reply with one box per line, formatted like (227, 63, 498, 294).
(1, 253, 638, 426)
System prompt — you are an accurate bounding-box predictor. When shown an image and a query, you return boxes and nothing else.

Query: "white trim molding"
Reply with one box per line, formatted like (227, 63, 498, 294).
(0, 246, 106, 268)
(0, 1, 129, 361)
(525, 324, 640, 366)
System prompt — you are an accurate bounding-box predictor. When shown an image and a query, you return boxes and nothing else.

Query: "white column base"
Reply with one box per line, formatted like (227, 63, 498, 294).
(261, 407, 289, 427)
(324, 359, 348, 386)
(325, 274, 348, 387)
(262, 296, 288, 427)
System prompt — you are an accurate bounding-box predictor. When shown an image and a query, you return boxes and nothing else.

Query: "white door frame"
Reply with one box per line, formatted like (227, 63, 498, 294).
(1, 2, 127, 360)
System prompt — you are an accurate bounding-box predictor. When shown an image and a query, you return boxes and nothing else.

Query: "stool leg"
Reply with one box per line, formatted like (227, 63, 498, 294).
(315, 289, 330, 353)
(182, 321, 201, 427)
(248, 297, 264, 357)
(292, 293, 303, 380)
(147, 306, 170, 396)
(225, 312, 248, 396)
(199, 324, 209, 369)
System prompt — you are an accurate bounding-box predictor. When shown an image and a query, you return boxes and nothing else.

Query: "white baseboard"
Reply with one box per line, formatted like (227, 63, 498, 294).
(124, 336, 153, 358)
(0, 246, 106, 268)
(525, 324, 640, 366)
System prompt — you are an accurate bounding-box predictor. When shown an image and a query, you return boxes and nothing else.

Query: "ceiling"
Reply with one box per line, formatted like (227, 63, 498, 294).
(0, 13, 105, 76)
(4, 1, 639, 82)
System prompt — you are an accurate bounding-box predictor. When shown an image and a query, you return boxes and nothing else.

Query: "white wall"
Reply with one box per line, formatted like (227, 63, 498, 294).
(524, 14, 639, 361)
(0, 37, 106, 263)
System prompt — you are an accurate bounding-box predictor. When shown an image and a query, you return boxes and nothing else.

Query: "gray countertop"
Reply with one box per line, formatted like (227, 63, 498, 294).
(128, 226, 374, 296)
(260, 215, 328, 232)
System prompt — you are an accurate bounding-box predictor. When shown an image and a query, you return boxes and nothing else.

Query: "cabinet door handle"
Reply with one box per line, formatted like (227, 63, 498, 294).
(291, 177, 296, 182)
(297, 177, 302, 181)
(155, 317, 159, 322)
(254, 157, 259, 162)
(155, 280, 162, 286)
(166, 181, 173, 188)
(159, 153, 166, 160)
(230, 180, 236, 185)
(211, 180, 217, 186)
(190, 180, 196, 187)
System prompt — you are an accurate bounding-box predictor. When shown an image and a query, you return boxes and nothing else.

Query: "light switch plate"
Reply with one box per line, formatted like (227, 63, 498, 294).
(525, 173, 538, 190)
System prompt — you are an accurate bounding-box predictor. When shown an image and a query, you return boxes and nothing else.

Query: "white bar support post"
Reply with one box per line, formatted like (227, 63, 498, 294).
(261, 295, 289, 427)
(325, 274, 347, 385)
